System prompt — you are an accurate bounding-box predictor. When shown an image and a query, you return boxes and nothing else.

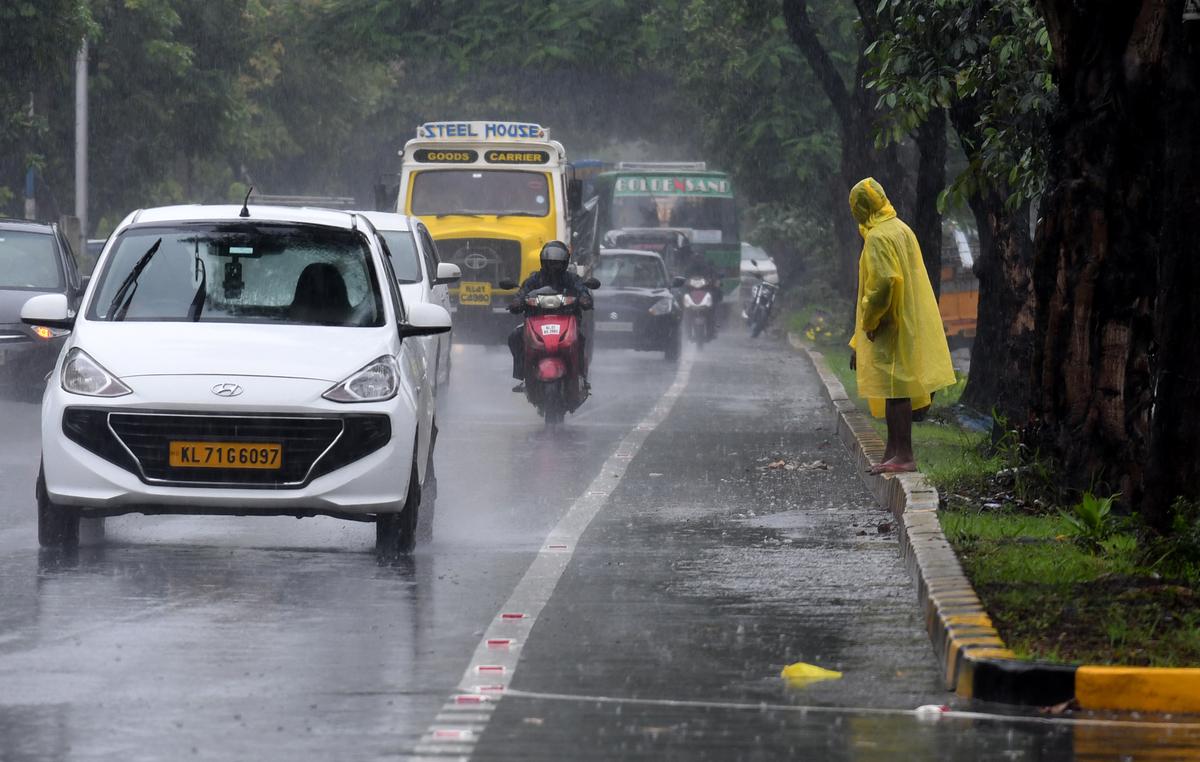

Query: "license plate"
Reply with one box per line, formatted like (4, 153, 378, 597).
(541, 324, 561, 336)
(169, 441, 282, 470)
(458, 281, 492, 306)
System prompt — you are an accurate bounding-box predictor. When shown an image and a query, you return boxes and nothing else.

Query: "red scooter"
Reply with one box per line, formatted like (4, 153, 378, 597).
(513, 285, 594, 426)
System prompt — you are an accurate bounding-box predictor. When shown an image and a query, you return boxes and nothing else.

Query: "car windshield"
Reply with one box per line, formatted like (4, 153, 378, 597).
(411, 170, 549, 217)
(0, 231, 63, 290)
(379, 230, 422, 283)
(594, 254, 668, 289)
(86, 223, 385, 326)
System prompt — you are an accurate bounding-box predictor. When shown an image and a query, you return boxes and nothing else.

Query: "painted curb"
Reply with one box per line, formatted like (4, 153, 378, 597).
(790, 333, 1200, 714)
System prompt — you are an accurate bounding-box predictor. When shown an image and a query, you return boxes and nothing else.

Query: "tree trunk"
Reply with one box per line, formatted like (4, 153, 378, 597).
(1030, 0, 1173, 506)
(960, 192, 1035, 423)
(1142, 15, 1200, 530)
(912, 109, 946, 300)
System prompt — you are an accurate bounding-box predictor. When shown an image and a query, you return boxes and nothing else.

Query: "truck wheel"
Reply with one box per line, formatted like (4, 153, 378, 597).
(37, 464, 79, 549)
(377, 462, 420, 557)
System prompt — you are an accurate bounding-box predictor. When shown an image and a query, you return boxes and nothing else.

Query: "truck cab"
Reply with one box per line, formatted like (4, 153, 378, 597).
(397, 121, 579, 337)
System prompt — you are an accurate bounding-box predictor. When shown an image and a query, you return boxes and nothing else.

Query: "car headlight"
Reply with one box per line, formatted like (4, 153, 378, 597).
(323, 356, 400, 403)
(648, 297, 676, 316)
(31, 325, 71, 340)
(61, 348, 132, 397)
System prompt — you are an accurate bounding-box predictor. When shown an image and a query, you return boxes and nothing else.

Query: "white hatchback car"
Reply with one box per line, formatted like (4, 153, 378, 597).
(359, 212, 460, 390)
(21, 204, 450, 555)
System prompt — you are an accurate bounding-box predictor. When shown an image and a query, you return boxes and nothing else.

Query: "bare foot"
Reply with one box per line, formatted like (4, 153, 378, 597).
(868, 460, 917, 475)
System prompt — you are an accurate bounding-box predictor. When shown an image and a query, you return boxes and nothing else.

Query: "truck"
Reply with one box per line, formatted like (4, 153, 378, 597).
(395, 121, 581, 337)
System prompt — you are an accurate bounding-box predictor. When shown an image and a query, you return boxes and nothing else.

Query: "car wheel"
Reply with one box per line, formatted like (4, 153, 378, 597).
(376, 462, 420, 557)
(417, 431, 437, 543)
(37, 463, 80, 549)
(664, 327, 681, 362)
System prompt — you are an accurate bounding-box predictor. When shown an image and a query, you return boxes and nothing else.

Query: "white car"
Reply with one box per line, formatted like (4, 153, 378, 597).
(21, 204, 450, 555)
(359, 212, 460, 390)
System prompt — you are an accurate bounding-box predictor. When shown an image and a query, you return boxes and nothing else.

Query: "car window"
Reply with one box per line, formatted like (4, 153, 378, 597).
(0, 230, 64, 290)
(86, 223, 385, 326)
(594, 255, 668, 289)
(417, 226, 440, 283)
(378, 230, 423, 283)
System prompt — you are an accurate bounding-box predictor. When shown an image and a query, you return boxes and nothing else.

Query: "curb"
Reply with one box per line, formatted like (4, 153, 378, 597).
(790, 333, 1200, 714)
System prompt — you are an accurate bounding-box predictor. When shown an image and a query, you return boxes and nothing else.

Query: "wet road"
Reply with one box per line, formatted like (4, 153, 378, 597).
(1, 335, 1199, 760)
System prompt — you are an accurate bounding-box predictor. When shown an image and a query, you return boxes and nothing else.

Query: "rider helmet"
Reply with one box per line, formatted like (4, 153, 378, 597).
(540, 240, 571, 284)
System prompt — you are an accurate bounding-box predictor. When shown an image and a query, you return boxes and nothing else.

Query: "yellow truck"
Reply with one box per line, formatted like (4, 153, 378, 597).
(396, 121, 580, 336)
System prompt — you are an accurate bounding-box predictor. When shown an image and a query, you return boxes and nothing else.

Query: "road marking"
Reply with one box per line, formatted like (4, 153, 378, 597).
(499, 688, 1200, 731)
(413, 356, 693, 756)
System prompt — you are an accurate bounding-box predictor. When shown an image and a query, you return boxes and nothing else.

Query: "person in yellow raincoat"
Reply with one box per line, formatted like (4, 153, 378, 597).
(848, 177, 956, 474)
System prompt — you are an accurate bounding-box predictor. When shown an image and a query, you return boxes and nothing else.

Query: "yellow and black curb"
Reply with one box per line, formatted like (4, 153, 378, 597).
(791, 334, 1200, 714)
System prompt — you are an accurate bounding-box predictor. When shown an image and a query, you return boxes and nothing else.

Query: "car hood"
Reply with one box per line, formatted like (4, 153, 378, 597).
(71, 321, 394, 382)
(0, 288, 60, 323)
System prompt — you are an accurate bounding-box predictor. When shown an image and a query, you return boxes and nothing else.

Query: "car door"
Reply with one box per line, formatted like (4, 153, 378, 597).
(416, 223, 451, 385)
(375, 230, 434, 479)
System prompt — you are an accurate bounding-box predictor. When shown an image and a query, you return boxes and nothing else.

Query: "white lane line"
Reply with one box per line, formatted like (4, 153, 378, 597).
(499, 688, 1200, 731)
(413, 357, 693, 757)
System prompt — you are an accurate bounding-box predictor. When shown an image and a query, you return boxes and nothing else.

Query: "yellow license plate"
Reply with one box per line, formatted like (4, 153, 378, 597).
(169, 441, 282, 470)
(459, 281, 492, 306)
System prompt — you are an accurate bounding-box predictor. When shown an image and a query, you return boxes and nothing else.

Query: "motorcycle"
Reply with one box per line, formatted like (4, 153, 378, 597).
(682, 275, 715, 347)
(510, 284, 592, 426)
(746, 272, 778, 338)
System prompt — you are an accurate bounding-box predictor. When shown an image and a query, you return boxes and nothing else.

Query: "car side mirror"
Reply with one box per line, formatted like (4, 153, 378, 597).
(584, 277, 601, 290)
(21, 293, 75, 330)
(498, 279, 518, 290)
(433, 262, 461, 285)
(400, 302, 451, 337)
(672, 276, 686, 289)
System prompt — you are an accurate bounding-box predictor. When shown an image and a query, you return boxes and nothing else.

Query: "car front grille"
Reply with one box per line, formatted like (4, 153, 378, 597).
(62, 408, 391, 488)
(439, 237, 522, 286)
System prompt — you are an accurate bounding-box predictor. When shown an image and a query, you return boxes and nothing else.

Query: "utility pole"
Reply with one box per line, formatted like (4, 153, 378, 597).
(24, 94, 36, 220)
(74, 38, 89, 248)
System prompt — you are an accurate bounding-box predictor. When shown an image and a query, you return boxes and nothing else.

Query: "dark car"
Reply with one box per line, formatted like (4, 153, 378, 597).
(0, 219, 86, 392)
(591, 248, 682, 361)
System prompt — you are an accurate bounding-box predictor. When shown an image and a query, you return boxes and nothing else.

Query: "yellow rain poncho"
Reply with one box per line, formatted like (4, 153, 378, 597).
(848, 178, 956, 418)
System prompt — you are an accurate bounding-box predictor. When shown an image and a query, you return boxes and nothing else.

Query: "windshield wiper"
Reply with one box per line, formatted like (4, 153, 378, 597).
(187, 255, 206, 322)
(435, 213, 483, 219)
(496, 212, 543, 218)
(105, 238, 162, 321)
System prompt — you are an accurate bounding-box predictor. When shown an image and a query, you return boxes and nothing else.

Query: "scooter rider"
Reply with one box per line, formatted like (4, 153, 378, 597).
(684, 252, 722, 338)
(507, 241, 594, 392)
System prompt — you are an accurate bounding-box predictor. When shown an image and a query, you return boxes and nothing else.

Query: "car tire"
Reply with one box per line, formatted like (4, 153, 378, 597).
(376, 462, 420, 557)
(417, 428, 437, 543)
(37, 463, 80, 549)
(664, 328, 681, 362)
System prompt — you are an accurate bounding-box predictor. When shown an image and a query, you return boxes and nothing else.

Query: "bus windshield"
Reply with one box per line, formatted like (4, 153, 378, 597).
(411, 170, 550, 217)
(610, 192, 737, 244)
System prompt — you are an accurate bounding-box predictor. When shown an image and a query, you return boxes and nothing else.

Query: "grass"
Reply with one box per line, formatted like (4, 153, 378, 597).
(798, 338, 1200, 667)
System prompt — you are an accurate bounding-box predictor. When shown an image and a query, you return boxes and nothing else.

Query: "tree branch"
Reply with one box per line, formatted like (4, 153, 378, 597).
(781, 0, 853, 130)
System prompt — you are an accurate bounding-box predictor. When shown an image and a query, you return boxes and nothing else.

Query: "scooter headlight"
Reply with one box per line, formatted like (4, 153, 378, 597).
(323, 356, 400, 403)
(648, 296, 676, 316)
(61, 348, 132, 397)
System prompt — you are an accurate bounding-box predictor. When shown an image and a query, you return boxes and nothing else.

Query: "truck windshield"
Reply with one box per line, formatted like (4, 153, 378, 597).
(411, 170, 550, 217)
(86, 223, 385, 326)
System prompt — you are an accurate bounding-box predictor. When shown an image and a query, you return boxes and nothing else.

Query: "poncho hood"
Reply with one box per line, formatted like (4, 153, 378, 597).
(849, 177, 897, 237)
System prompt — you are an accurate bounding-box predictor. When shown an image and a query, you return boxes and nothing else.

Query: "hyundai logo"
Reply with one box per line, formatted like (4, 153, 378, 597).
(211, 382, 244, 398)
(462, 251, 491, 270)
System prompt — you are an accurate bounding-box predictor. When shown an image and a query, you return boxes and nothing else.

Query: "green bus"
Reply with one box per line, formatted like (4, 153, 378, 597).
(575, 162, 740, 289)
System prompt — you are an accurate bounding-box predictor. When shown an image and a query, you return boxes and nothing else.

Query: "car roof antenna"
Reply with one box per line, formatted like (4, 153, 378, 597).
(239, 186, 254, 218)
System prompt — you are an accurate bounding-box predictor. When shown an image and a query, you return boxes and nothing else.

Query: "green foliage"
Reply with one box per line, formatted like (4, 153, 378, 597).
(866, 0, 1054, 210)
(1060, 492, 1120, 552)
